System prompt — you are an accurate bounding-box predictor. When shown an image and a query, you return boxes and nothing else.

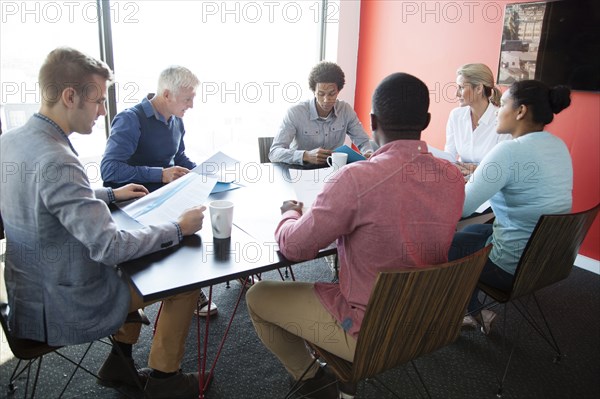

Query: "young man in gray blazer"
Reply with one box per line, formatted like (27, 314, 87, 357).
(0, 47, 204, 399)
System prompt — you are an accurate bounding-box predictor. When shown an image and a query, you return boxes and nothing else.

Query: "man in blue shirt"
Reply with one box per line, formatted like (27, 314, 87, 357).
(101, 66, 217, 317)
(101, 66, 198, 191)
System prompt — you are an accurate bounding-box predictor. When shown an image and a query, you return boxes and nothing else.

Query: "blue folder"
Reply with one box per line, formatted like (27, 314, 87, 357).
(334, 145, 367, 163)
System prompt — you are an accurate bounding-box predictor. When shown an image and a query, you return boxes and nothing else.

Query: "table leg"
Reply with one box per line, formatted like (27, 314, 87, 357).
(196, 280, 250, 398)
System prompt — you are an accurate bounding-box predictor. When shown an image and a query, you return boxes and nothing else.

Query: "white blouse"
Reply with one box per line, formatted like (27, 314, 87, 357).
(444, 102, 511, 163)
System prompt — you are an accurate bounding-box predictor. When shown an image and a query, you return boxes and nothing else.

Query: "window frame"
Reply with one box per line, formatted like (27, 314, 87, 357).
(96, 0, 332, 140)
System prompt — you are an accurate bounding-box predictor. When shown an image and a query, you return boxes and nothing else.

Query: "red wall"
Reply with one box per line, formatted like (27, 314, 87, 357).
(354, 0, 599, 260)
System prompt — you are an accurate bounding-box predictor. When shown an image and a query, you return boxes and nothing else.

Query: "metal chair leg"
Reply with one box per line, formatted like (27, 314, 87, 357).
(284, 358, 320, 399)
(410, 360, 432, 399)
(28, 357, 42, 398)
(11, 356, 46, 399)
(513, 294, 563, 360)
(8, 359, 24, 393)
(55, 342, 95, 398)
(495, 299, 529, 397)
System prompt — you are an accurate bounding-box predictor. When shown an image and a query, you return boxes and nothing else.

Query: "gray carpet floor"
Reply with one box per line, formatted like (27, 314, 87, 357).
(1, 259, 598, 399)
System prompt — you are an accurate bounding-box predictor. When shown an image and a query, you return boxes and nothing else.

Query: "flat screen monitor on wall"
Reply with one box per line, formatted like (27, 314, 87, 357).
(498, 0, 600, 92)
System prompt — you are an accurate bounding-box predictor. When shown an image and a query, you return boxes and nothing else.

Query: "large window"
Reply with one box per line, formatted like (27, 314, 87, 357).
(1, 0, 337, 164)
(110, 0, 328, 162)
(0, 0, 106, 160)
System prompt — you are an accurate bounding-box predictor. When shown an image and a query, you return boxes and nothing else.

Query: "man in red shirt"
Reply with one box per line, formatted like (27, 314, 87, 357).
(246, 72, 465, 398)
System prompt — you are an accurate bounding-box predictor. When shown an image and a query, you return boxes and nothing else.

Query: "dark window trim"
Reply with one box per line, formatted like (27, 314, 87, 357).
(97, 0, 117, 138)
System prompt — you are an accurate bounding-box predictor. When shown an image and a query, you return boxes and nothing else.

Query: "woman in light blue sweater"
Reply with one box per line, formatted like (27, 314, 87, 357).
(449, 80, 573, 333)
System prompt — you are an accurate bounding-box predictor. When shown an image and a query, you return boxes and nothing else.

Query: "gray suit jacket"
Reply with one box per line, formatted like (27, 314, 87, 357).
(0, 115, 180, 346)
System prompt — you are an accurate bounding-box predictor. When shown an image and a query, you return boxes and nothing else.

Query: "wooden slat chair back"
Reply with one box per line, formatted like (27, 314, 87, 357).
(509, 204, 599, 299)
(258, 137, 274, 164)
(311, 245, 492, 386)
(479, 203, 600, 302)
(476, 204, 599, 397)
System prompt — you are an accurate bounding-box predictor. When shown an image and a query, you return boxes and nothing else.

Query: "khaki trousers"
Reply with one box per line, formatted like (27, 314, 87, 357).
(114, 284, 200, 372)
(246, 280, 357, 381)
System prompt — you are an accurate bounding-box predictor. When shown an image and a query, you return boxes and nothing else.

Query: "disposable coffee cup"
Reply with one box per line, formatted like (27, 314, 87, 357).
(209, 200, 234, 239)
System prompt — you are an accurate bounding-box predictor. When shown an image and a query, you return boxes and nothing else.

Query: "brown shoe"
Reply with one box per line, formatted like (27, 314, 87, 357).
(144, 371, 212, 399)
(97, 352, 149, 389)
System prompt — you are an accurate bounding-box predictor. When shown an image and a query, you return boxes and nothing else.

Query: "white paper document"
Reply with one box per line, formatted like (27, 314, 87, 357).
(193, 151, 240, 183)
(287, 167, 340, 211)
(427, 145, 456, 163)
(119, 173, 217, 226)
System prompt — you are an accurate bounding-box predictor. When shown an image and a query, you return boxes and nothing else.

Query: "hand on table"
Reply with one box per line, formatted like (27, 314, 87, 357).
(178, 205, 207, 236)
(113, 183, 149, 201)
(162, 166, 190, 183)
(456, 162, 478, 176)
(280, 200, 303, 215)
(303, 148, 332, 165)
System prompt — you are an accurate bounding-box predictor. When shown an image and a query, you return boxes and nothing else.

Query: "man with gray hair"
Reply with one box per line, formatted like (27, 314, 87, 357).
(101, 66, 218, 317)
(101, 66, 199, 190)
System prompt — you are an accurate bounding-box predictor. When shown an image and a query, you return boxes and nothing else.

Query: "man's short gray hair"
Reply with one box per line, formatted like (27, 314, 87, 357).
(157, 66, 199, 96)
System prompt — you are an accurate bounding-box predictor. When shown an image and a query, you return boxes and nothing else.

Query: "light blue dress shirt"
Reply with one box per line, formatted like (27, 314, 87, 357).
(269, 98, 373, 165)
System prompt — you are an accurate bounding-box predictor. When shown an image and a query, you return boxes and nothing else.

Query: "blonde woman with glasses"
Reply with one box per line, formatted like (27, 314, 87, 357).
(445, 63, 511, 176)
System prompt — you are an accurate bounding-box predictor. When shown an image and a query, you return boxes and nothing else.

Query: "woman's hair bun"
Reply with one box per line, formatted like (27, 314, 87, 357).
(549, 85, 571, 114)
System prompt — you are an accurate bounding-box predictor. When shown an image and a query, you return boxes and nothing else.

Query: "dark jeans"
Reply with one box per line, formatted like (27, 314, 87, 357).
(449, 224, 514, 314)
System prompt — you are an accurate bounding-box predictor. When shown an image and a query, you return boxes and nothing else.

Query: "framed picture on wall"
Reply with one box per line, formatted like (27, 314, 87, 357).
(498, 2, 546, 85)
(497, 0, 600, 92)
